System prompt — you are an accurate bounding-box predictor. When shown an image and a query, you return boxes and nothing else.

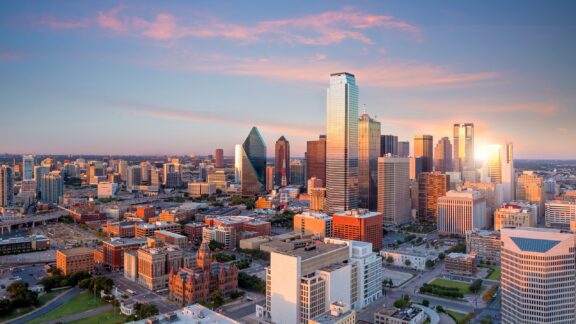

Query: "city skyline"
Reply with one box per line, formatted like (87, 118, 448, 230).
(1, 1, 576, 158)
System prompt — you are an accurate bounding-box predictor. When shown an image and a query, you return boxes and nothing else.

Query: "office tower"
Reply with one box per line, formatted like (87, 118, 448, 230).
(502, 142, 514, 202)
(409, 156, 423, 180)
(22, 155, 34, 180)
(332, 210, 383, 249)
(307, 135, 326, 183)
(139, 161, 152, 183)
(544, 200, 576, 228)
(309, 177, 326, 212)
(0, 166, 14, 207)
(40, 173, 63, 204)
(126, 165, 142, 188)
(494, 201, 538, 231)
(88, 161, 104, 185)
(163, 163, 182, 188)
(516, 171, 544, 221)
(453, 123, 474, 173)
(487, 145, 503, 185)
(377, 156, 411, 225)
(274, 136, 290, 187)
(215, 149, 224, 168)
(325, 72, 359, 214)
(358, 114, 381, 210)
(266, 166, 274, 191)
(294, 212, 333, 238)
(288, 160, 305, 186)
(433, 137, 452, 172)
(241, 127, 266, 196)
(118, 160, 128, 181)
(418, 172, 450, 222)
(501, 228, 576, 324)
(414, 135, 433, 173)
(150, 168, 161, 188)
(34, 165, 49, 194)
(380, 135, 398, 156)
(398, 141, 410, 158)
(234, 144, 242, 183)
(544, 178, 558, 200)
(437, 189, 487, 236)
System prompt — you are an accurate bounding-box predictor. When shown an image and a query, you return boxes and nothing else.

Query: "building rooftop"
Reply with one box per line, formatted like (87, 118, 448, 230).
(510, 237, 561, 253)
(376, 306, 424, 321)
(447, 252, 476, 260)
(274, 242, 347, 260)
(105, 237, 147, 247)
(332, 209, 381, 219)
(297, 212, 332, 220)
(310, 301, 354, 323)
(0, 235, 49, 245)
(58, 247, 94, 256)
(131, 304, 238, 324)
(155, 230, 186, 239)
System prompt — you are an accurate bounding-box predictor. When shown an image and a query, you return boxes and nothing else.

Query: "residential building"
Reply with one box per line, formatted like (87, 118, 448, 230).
(465, 229, 501, 263)
(501, 228, 576, 324)
(545, 200, 576, 228)
(434, 137, 452, 172)
(307, 135, 327, 184)
(275, 136, 290, 187)
(378, 156, 411, 225)
(417, 172, 449, 222)
(294, 212, 333, 238)
(325, 72, 359, 214)
(445, 252, 477, 276)
(437, 189, 487, 236)
(494, 202, 538, 230)
(332, 210, 383, 250)
(358, 113, 381, 210)
(39, 172, 63, 204)
(241, 127, 267, 196)
(413, 135, 433, 173)
(22, 155, 34, 180)
(380, 135, 398, 156)
(56, 247, 94, 275)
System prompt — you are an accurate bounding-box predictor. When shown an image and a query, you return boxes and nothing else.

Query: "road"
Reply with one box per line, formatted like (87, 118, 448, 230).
(221, 292, 265, 320)
(7, 287, 81, 324)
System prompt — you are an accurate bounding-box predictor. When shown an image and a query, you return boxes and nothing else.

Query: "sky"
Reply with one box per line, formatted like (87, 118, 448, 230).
(1, 1, 575, 159)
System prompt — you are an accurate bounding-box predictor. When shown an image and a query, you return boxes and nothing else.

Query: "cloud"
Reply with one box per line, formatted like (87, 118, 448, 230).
(557, 127, 569, 133)
(0, 51, 22, 61)
(39, 16, 91, 29)
(96, 7, 126, 32)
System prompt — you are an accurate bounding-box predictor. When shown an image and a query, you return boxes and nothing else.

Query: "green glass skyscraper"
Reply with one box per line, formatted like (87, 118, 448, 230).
(241, 127, 267, 196)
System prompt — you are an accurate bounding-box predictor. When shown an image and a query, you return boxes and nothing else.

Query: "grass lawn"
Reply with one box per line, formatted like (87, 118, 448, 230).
(0, 289, 67, 322)
(447, 310, 466, 322)
(430, 278, 471, 294)
(28, 291, 106, 324)
(68, 308, 128, 324)
(487, 266, 501, 280)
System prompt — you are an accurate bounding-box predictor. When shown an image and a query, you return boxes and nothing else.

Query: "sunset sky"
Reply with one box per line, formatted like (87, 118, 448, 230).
(1, 1, 575, 159)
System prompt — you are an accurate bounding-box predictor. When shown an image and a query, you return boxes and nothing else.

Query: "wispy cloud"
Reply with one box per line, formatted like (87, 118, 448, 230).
(38, 6, 420, 45)
(0, 51, 23, 61)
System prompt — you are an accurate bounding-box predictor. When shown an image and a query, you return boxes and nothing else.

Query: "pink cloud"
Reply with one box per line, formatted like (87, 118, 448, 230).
(139, 14, 178, 40)
(96, 7, 126, 32)
(0, 51, 23, 61)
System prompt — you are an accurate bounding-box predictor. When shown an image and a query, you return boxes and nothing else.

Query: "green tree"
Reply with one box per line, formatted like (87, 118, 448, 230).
(404, 259, 412, 267)
(438, 253, 446, 260)
(386, 256, 394, 264)
(134, 303, 159, 319)
(425, 259, 435, 268)
(422, 299, 430, 307)
(436, 305, 445, 313)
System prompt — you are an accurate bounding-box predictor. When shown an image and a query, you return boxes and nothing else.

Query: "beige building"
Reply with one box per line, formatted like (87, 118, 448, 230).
(374, 305, 427, 324)
(188, 182, 216, 198)
(544, 200, 576, 228)
(515, 171, 544, 221)
(465, 229, 500, 263)
(501, 228, 576, 324)
(294, 212, 333, 238)
(437, 189, 487, 236)
(56, 247, 94, 275)
(462, 182, 503, 227)
(310, 187, 327, 212)
(378, 156, 411, 225)
(309, 301, 356, 324)
(494, 201, 538, 231)
(134, 240, 185, 291)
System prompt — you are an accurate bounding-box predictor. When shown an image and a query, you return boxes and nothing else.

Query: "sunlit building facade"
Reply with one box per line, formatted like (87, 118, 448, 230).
(306, 135, 326, 184)
(380, 135, 398, 156)
(434, 137, 452, 173)
(358, 113, 381, 210)
(241, 127, 267, 196)
(0, 165, 14, 207)
(437, 189, 487, 236)
(453, 123, 475, 176)
(378, 156, 411, 225)
(274, 136, 290, 187)
(234, 144, 242, 183)
(414, 135, 433, 173)
(325, 72, 359, 214)
(22, 155, 34, 181)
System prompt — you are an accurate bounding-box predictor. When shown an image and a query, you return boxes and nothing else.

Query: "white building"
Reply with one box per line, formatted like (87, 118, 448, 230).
(97, 182, 118, 199)
(131, 303, 239, 323)
(494, 201, 538, 231)
(378, 156, 411, 225)
(437, 189, 487, 236)
(380, 248, 437, 271)
(309, 301, 356, 324)
(544, 200, 576, 228)
(501, 228, 576, 324)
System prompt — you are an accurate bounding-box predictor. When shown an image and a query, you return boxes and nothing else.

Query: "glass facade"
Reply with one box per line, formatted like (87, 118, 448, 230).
(325, 72, 358, 214)
(414, 135, 433, 173)
(241, 127, 267, 196)
(453, 123, 475, 172)
(274, 136, 290, 187)
(306, 135, 326, 184)
(358, 114, 380, 210)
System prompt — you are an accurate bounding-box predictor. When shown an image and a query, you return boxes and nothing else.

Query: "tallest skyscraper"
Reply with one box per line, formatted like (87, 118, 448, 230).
(325, 72, 359, 214)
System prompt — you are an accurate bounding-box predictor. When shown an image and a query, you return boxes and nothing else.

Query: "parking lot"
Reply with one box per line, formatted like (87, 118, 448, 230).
(0, 264, 47, 298)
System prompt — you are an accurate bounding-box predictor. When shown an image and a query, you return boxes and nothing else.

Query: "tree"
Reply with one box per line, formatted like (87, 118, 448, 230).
(134, 303, 159, 319)
(422, 299, 430, 307)
(210, 291, 225, 309)
(425, 260, 435, 268)
(386, 256, 394, 264)
(6, 281, 39, 308)
(393, 294, 411, 309)
(436, 305, 445, 313)
(404, 259, 412, 267)
(469, 279, 483, 294)
(438, 253, 446, 260)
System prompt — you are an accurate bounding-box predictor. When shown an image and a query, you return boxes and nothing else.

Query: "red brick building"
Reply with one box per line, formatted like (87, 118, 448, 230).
(103, 221, 136, 238)
(184, 222, 207, 242)
(332, 210, 383, 250)
(95, 238, 147, 270)
(69, 204, 107, 223)
(135, 205, 155, 221)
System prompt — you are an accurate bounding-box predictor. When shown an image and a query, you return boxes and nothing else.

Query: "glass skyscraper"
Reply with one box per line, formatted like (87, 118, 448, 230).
(325, 72, 359, 214)
(241, 127, 267, 196)
(22, 155, 34, 181)
(274, 136, 290, 187)
(358, 113, 381, 210)
(453, 123, 475, 173)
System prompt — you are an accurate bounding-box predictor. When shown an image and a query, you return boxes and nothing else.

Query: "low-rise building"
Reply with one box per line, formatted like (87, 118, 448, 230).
(96, 237, 147, 270)
(135, 222, 182, 238)
(309, 301, 356, 324)
(103, 221, 136, 238)
(184, 222, 207, 242)
(202, 225, 236, 249)
(380, 248, 437, 270)
(465, 229, 501, 263)
(445, 252, 477, 276)
(56, 247, 94, 275)
(0, 235, 50, 255)
(545, 200, 576, 228)
(374, 305, 427, 324)
(294, 212, 333, 239)
(97, 182, 118, 199)
(494, 202, 538, 231)
(188, 182, 216, 198)
(130, 304, 239, 324)
(155, 230, 188, 248)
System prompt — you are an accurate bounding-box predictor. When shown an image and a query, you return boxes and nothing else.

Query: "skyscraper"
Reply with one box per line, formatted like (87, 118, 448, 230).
(0, 165, 14, 207)
(306, 135, 326, 183)
(22, 155, 34, 181)
(325, 72, 359, 214)
(40, 173, 63, 204)
(378, 156, 411, 225)
(358, 113, 381, 210)
(398, 141, 410, 158)
(266, 166, 274, 191)
(215, 148, 224, 168)
(127, 165, 142, 188)
(380, 135, 398, 156)
(433, 137, 452, 172)
(502, 142, 514, 202)
(34, 165, 49, 196)
(414, 135, 433, 173)
(453, 123, 474, 173)
(487, 144, 503, 184)
(163, 163, 181, 188)
(274, 136, 290, 187)
(418, 172, 450, 222)
(241, 127, 266, 196)
(501, 228, 576, 324)
(234, 144, 242, 184)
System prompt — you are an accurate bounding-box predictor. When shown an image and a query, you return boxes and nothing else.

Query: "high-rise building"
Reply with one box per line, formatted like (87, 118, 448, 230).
(417, 172, 450, 222)
(40, 173, 63, 204)
(380, 135, 398, 156)
(293, 212, 333, 238)
(332, 210, 382, 249)
(437, 189, 487, 236)
(501, 228, 576, 324)
(306, 135, 326, 183)
(163, 163, 182, 188)
(377, 156, 411, 225)
(358, 114, 381, 210)
(0, 166, 14, 207)
(127, 165, 142, 188)
(118, 160, 128, 182)
(265, 166, 274, 191)
(241, 127, 267, 196)
(234, 144, 242, 183)
(433, 137, 452, 173)
(516, 171, 544, 221)
(398, 141, 410, 158)
(215, 148, 224, 168)
(325, 72, 359, 214)
(544, 200, 576, 228)
(453, 123, 474, 174)
(409, 156, 424, 180)
(502, 142, 514, 202)
(487, 144, 503, 185)
(290, 160, 306, 186)
(274, 136, 290, 187)
(414, 135, 433, 173)
(22, 155, 34, 180)
(494, 201, 538, 231)
(34, 165, 49, 194)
